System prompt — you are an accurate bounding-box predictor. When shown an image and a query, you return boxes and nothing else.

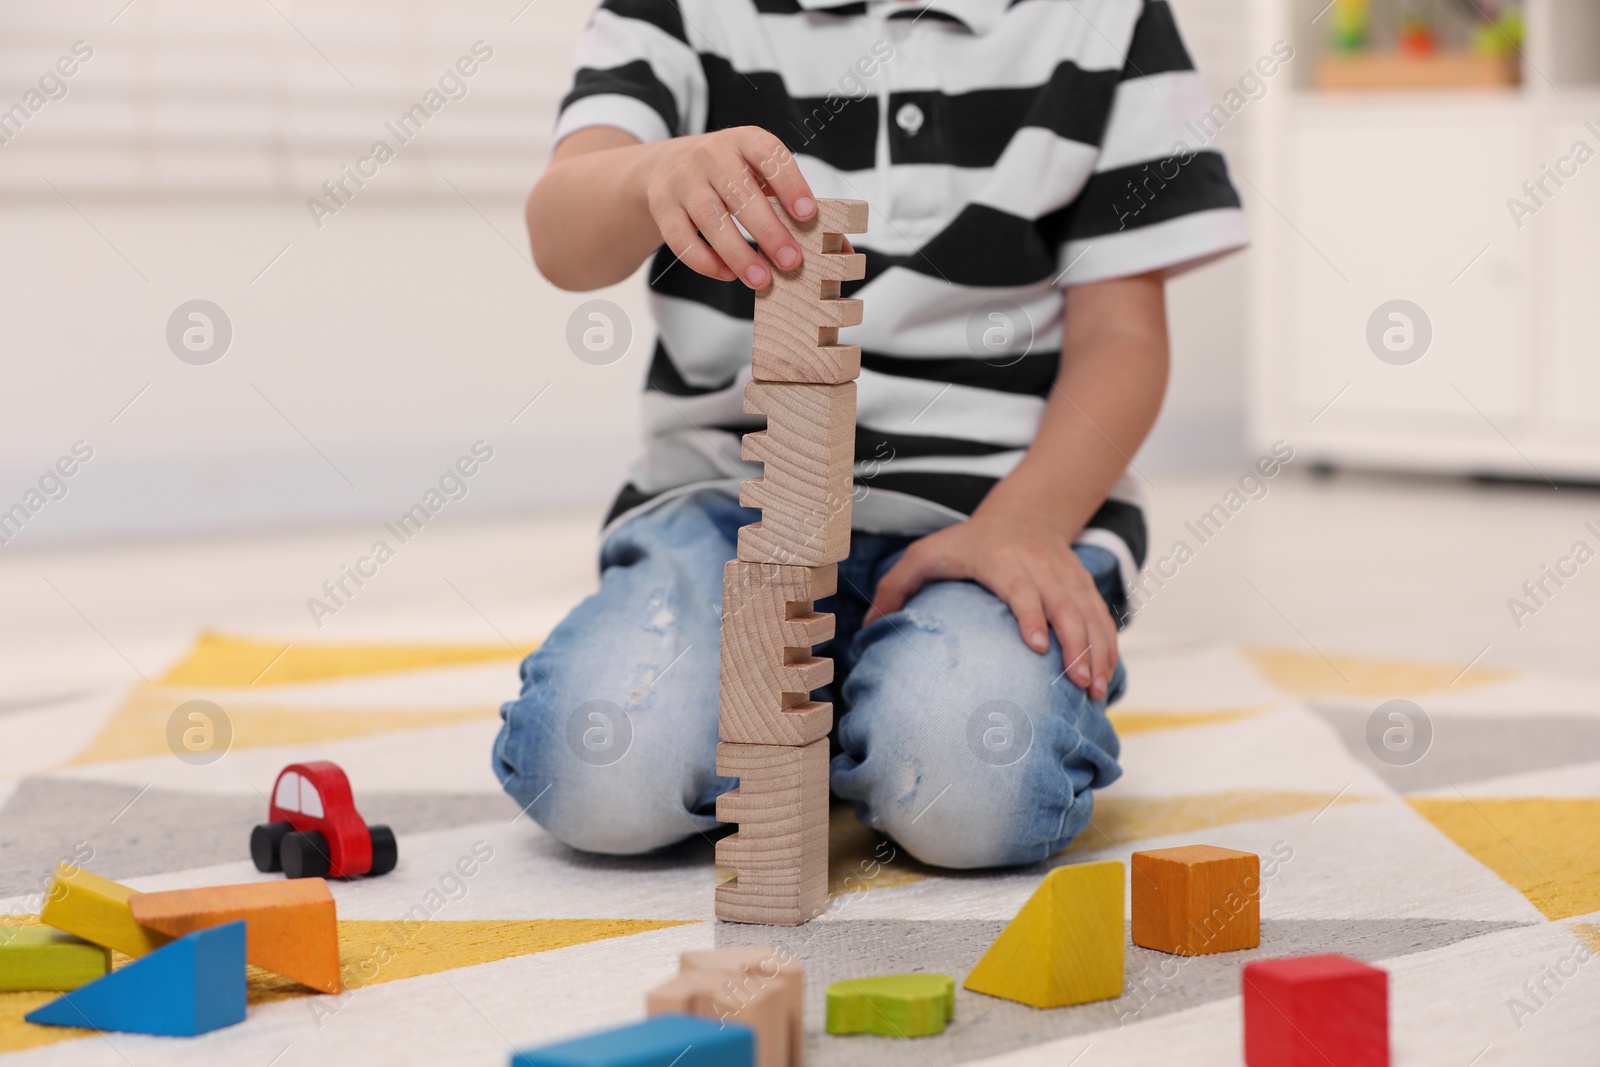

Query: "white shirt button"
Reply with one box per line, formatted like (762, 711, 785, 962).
(895, 102, 925, 136)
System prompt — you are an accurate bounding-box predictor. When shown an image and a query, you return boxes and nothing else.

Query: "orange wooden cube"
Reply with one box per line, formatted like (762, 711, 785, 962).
(1131, 844, 1260, 956)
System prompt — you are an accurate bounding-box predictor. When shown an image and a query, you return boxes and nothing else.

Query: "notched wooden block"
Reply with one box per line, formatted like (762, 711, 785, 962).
(715, 739, 830, 926)
(719, 569, 835, 745)
(738, 381, 855, 567)
(754, 197, 867, 385)
(720, 562, 836, 746)
(1131, 844, 1260, 956)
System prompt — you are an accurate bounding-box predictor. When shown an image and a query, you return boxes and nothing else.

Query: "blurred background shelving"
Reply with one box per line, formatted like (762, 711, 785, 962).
(1248, 0, 1600, 481)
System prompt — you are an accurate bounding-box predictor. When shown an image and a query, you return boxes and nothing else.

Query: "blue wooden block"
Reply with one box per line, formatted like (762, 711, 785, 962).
(26, 920, 246, 1037)
(512, 1014, 753, 1067)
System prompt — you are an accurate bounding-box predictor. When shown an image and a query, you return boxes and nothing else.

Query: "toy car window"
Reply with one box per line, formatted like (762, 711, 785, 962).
(274, 772, 299, 812)
(300, 779, 324, 818)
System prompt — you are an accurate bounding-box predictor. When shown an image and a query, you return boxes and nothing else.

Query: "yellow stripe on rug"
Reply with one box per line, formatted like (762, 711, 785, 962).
(68, 688, 499, 766)
(1109, 706, 1268, 735)
(0, 917, 692, 1053)
(160, 632, 535, 688)
(1068, 790, 1375, 852)
(1408, 798, 1600, 920)
(1243, 646, 1514, 699)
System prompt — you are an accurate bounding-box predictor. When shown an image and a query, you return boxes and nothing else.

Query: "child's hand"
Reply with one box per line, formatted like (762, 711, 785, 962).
(645, 126, 818, 290)
(865, 504, 1118, 701)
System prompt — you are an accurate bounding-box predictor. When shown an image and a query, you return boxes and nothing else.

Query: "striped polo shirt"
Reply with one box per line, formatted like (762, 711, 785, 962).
(556, 0, 1247, 592)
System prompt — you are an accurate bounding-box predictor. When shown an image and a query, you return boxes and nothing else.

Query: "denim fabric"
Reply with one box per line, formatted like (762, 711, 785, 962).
(492, 488, 1125, 869)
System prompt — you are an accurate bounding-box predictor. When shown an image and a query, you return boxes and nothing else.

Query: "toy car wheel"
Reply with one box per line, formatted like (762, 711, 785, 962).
(251, 821, 293, 872)
(281, 830, 332, 879)
(367, 825, 398, 876)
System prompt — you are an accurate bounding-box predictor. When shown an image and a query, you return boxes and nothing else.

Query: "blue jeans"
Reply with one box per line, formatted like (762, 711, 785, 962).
(492, 489, 1125, 870)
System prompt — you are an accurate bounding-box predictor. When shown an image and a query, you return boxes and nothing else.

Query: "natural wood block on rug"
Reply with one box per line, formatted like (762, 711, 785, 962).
(680, 948, 805, 1067)
(647, 968, 788, 1067)
(714, 740, 830, 926)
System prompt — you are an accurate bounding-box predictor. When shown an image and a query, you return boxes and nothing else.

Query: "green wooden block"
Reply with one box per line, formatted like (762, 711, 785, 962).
(825, 974, 956, 1037)
(0, 925, 111, 992)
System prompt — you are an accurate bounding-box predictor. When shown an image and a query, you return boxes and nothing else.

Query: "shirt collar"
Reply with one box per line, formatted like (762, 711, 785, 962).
(795, 0, 1009, 35)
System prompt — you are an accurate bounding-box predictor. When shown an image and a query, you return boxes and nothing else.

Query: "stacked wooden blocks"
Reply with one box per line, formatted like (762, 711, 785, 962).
(716, 197, 868, 927)
(646, 947, 804, 1067)
(7, 861, 342, 1037)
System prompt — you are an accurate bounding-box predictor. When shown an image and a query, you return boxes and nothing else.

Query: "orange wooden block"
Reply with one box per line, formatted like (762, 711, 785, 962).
(738, 381, 855, 567)
(720, 561, 835, 746)
(680, 948, 805, 1067)
(647, 967, 789, 1067)
(1131, 845, 1260, 956)
(715, 739, 830, 926)
(128, 878, 342, 993)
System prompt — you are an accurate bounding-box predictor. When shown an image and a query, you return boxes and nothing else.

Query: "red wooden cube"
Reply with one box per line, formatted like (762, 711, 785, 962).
(1243, 954, 1388, 1067)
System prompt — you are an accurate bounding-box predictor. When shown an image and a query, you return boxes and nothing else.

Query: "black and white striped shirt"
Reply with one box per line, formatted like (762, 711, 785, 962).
(557, 0, 1246, 590)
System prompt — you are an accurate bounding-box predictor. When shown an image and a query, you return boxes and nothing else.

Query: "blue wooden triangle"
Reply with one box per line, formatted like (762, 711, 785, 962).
(26, 920, 246, 1037)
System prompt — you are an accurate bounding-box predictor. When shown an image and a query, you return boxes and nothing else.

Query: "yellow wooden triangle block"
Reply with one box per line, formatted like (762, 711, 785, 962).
(158, 631, 534, 688)
(963, 860, 1124, 1008)
(129, 879, 341, 994)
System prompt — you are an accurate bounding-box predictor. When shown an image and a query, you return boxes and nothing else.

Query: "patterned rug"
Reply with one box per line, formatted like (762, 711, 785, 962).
(1, 634, 1597, 1065)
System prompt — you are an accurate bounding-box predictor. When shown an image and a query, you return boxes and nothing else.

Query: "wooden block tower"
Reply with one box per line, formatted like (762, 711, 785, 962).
(715, 197, 868, 926)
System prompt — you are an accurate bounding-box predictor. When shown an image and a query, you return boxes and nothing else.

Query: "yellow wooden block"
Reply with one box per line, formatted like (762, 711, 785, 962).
(963, 860, 1124, 1008)
(37, 864, 171, 959)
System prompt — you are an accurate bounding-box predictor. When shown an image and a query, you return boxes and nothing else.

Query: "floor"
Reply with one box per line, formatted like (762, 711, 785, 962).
(1, 469, 1598, 1065)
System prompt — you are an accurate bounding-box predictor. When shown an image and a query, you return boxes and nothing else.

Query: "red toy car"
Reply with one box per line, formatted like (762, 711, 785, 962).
(251, 761, 397, 879)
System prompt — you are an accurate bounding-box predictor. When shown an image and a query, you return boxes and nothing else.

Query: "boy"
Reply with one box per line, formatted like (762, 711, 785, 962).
(495, 0, 1245, 868)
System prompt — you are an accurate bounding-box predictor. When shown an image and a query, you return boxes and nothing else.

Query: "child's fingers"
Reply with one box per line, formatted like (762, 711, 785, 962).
(864, 543, 944, 623)
(728, 191, 804, 273)
(658, 211, 737, 281)
(738, 128, 814, 221)
(864, 557, 918, 624)
(1082, 594, 1118, 701)
(996, 578, 1050, 656)
(688, 192, 770, 289)
(1044, 591, 1092, 689)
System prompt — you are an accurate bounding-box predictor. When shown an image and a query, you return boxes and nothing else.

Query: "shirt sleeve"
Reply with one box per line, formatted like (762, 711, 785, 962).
(554, 0, 709, 147)
(1052, 0, 1248, 285)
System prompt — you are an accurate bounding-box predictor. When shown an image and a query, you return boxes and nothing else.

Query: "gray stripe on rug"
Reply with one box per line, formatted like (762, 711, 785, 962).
(713, 918, 1532, 1065)
(0, 776, 522, 898)
(1311, 706, 1600, 793)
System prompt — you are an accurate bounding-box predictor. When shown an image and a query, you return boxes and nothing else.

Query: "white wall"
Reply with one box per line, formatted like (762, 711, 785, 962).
(0, 0, 1263, 549)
